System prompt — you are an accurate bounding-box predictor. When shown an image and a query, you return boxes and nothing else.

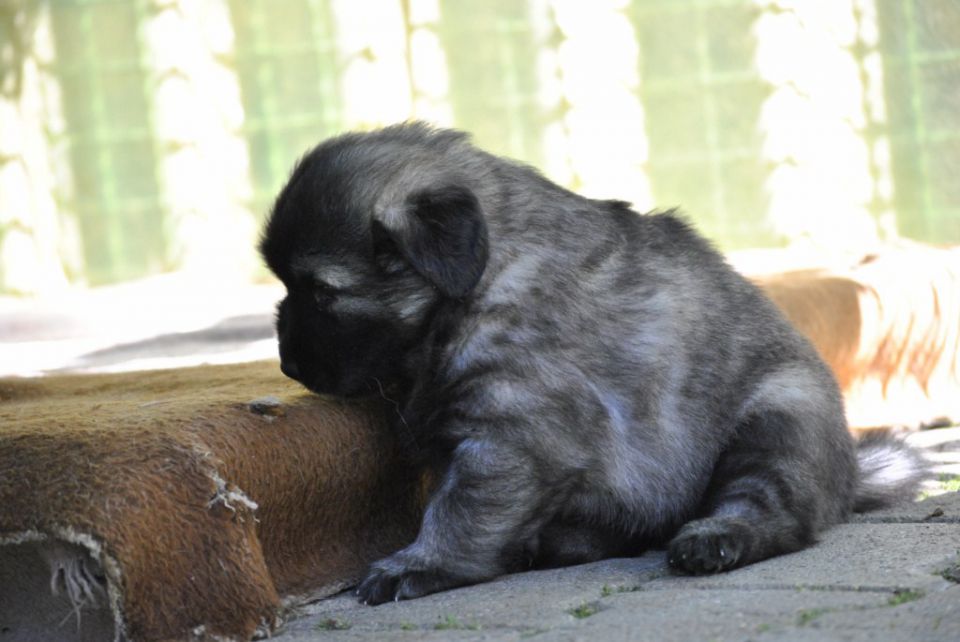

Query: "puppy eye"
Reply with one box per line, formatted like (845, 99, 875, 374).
(372, 225, 407, 276)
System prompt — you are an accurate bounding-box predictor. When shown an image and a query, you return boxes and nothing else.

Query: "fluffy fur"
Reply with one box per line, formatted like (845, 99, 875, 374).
(259, 122, 926, 605)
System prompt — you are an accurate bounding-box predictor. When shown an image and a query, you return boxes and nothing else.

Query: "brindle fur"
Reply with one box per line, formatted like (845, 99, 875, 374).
(259, 123, 926, 605)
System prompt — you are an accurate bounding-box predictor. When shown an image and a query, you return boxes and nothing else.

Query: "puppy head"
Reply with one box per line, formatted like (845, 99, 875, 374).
(259, 124, 489, 397)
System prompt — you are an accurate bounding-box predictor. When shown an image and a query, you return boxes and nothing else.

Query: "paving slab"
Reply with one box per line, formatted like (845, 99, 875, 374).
(534, 586, 951, 642)
(275, 493, 960, 641)
(280, 556, 667, 640)
(761, 585, 960, 642)
(854, 476, 960, 524)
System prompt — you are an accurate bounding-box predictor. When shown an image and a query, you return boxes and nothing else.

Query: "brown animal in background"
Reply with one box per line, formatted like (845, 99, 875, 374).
(0, 362, 423, 641)
(755, 246, 960, 430)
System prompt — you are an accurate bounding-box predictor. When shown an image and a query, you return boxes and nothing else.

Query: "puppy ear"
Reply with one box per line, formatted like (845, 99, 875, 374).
(379, 184, 488, 298)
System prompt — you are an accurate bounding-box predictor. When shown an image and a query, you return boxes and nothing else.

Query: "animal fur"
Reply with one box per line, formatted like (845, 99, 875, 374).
(754, 247, 960, 430)
(0, 362, 423, 640)
(259, 122, 927, 605)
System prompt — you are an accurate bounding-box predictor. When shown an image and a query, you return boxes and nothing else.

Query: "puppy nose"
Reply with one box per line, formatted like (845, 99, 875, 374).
(280, 359, 300, 380)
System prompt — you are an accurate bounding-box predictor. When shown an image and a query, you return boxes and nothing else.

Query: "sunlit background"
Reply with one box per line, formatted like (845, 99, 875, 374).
(0, 0, 958, 295)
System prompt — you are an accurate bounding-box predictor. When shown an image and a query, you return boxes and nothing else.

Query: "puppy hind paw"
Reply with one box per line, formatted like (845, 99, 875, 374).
(667, 518, 752, 575)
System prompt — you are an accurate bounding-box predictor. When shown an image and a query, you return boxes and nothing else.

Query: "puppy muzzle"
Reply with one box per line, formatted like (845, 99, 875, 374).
(280, 358, 301, 381)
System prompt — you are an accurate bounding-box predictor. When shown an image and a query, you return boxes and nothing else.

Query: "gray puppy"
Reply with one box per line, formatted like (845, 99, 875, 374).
(259, 122, 925, 605)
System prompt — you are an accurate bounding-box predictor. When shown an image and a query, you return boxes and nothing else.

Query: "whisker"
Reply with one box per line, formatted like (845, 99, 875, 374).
(372, 377, 410, 430)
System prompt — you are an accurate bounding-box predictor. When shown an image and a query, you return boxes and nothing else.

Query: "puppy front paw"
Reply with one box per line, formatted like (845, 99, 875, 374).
(667, 518, 753, 575)
(356, 555, 467, 605)
(355, 566, 402, 605)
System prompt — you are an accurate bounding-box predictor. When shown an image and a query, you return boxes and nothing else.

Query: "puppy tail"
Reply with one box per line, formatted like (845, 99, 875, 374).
(853, 431, 929, 512)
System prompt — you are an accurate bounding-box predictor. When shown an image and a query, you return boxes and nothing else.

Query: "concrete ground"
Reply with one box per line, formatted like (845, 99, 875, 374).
(278, 453, 960, 642)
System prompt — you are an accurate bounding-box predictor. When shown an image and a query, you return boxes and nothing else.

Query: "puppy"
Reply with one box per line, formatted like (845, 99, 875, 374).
(259, 123, 925, 605)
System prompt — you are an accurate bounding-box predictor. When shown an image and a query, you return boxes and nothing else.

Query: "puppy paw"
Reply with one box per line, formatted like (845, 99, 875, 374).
(355, 566, 396, 605)
(667, 518, 753, 575)
(356, 555, 466, 605)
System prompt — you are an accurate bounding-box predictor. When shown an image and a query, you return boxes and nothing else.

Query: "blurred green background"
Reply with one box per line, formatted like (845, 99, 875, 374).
(1, 0, 958, 294)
